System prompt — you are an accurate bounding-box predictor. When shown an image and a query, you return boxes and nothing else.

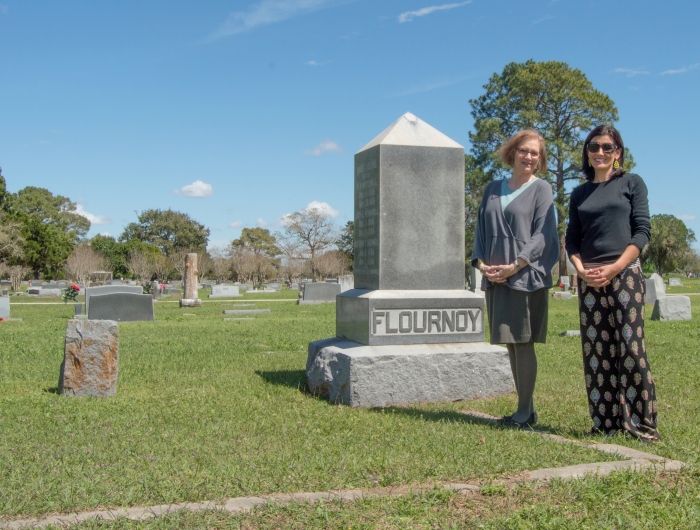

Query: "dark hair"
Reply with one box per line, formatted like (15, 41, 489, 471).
(581, 125, 626, 181)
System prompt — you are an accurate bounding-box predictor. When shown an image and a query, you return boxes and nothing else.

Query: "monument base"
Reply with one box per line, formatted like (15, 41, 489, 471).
(306, 338, 513, 407)
(336, 289, 485, 345)
(180, 299, 202, 307)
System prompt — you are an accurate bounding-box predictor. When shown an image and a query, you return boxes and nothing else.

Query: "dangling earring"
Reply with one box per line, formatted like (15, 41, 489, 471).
(588, 159, 592, 167)
(613, 159, 620, 170)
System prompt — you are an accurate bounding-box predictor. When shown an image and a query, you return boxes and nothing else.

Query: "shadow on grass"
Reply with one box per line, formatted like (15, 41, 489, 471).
(370, 405, 561, 435)
(43, 387, 60, 394)
(256, 369, 307, 391)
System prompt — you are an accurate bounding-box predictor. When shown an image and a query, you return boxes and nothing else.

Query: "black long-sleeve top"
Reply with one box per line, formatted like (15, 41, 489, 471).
(565, 173, 651, 265)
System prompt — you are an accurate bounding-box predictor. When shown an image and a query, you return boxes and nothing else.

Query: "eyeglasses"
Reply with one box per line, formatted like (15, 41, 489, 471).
(586, 142, 618, 154)
(516, 148, 540, 159)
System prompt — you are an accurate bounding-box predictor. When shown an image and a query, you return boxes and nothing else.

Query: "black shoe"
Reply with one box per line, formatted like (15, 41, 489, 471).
(498, 412, 537, 429)
(514, 412, 538, 428)
(496, 414, 513, 426)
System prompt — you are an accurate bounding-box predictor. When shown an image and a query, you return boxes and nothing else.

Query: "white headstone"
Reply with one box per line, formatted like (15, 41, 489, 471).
(645, 273, 666, 305)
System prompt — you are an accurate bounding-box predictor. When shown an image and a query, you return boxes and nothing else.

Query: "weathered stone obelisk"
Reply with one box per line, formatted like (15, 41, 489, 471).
(306, 113, 512, 407)
(180, 253, 202, 307)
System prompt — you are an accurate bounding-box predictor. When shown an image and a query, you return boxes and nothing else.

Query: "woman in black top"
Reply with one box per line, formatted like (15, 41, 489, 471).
(565, 125, 659, 442)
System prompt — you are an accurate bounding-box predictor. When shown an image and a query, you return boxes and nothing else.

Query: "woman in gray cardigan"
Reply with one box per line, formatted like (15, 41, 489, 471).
(471, 129, 560, 427)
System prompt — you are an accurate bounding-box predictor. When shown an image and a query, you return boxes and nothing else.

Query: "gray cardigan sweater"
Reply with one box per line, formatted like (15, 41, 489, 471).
(471, 178, 560, 292)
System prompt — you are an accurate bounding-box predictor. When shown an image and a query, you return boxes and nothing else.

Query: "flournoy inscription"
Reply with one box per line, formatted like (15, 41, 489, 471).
(372, 308, 482, 336)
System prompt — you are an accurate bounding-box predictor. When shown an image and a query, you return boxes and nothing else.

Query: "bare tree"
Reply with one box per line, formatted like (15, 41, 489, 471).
(150, 253, 173, 281)
(279, 207, 338, 280)
(169, 249, 190, 280)
(197, 250, 213, 280)
(7, 265, 30, 292)
(65, 245, 110, 287)
(0, 213, 24, 261)
(127, 251, 155, 281)
(231, 247, 258, 284)
(314, 250, 349, 280)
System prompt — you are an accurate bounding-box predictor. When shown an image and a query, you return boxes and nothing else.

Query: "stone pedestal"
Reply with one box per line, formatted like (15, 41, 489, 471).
(307, 338, 513, 407)
(180, 299, 202, 307)
(59, 320, 119, 397)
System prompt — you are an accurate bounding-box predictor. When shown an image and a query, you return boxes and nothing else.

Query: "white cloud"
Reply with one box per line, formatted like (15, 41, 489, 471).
(73, 204, 112, 225)
(99, 231, 112, 237)
(306, 60, 319, 66)
(209, 0, 340, 40)
(393, 76, 467, 97)
(229, 221, 243, 228)
(661, 63, 700, 75)
(257, 218, 268, 227)
(39, 140, 50, 145)
(398, 1, 471, 23)
(0, 4, 8, 15)
(306, 200, 339, 217)
(532, 15, 555, 25)
(304, 139, 343, 156)
(678, 214, 696, 221)
(280, 201, 340, 226)
(614, 67, 650, 77)
(173, 180, 213, 198)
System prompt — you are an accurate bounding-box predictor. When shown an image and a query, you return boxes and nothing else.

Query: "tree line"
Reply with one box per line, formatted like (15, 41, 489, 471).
(1, 60, 696, 287)
(0, 173, 355, 288)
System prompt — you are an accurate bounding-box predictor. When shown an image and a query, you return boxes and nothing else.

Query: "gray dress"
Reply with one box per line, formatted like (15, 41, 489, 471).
(471, 178, 560, 344)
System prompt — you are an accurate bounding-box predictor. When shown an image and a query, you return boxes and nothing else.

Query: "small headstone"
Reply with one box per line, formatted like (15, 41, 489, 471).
(87, 293, 155, 322)
(289, 283, 299, 290)
(338, 275, 354, 293)
(268, 282, 282, 291)
(299, 282, 341, 304)
(645, 273, 666, 305)
(222, 309, 271, 315)
(85, 285, 144, 313)
(0, 280, 11, 288)
(74, 303, 83, 315)
(560, 276, 570, 291)
(0, 296, 9, 318)
(552, 292, 573, 300)
(668, 278, 683, 287)
(209, 285, 242, 298)
(651, 296, 691, 321)
(469, 266, 484, 296)
(58, 319, 119, 397)
(152, 281, 160, 300)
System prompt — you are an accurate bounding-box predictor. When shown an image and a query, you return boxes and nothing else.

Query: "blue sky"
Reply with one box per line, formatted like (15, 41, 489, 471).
(1, 0, 699, 249)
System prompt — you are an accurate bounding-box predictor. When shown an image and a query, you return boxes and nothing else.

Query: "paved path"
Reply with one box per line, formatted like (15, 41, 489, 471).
(1, 411, 683, 529)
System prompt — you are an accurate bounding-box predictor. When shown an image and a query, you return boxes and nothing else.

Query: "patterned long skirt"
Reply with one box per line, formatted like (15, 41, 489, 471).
(577, 265, 659, 441)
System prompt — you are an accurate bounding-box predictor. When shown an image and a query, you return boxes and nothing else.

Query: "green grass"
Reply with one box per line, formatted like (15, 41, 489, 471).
(1, 282, 699, 526)
(49, 468, 700, 529)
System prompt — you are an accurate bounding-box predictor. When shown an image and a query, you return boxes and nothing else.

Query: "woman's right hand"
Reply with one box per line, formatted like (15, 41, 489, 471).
(578, 268, 609, 288)
(482, 264, 508, 284)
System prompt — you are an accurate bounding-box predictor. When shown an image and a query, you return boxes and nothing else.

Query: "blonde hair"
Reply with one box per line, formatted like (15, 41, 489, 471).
(498, 129, 547, 174)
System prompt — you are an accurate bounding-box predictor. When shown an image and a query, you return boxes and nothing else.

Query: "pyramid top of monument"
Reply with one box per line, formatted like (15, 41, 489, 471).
(357, 112, 463, 153)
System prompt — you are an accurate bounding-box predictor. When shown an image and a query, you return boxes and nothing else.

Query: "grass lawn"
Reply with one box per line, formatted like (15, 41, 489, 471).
(1, 282, 699, 527)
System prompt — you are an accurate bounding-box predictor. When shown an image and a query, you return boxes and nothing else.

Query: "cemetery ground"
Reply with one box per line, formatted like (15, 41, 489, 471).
(1, 284, 699, 528)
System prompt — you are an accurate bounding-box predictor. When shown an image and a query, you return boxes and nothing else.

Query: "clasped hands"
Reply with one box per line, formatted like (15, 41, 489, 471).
(480, 263, 517, 284)
(578, 264, 621, 288)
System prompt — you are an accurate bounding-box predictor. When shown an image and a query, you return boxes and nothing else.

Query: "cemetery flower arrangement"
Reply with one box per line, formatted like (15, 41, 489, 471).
(142, 282, 153, 294)
(62, 284, 80, 303)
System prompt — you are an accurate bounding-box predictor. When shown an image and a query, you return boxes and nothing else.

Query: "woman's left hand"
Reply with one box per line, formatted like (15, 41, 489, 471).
(484, 263, 517, 284)
(586, 264, 621, 288)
